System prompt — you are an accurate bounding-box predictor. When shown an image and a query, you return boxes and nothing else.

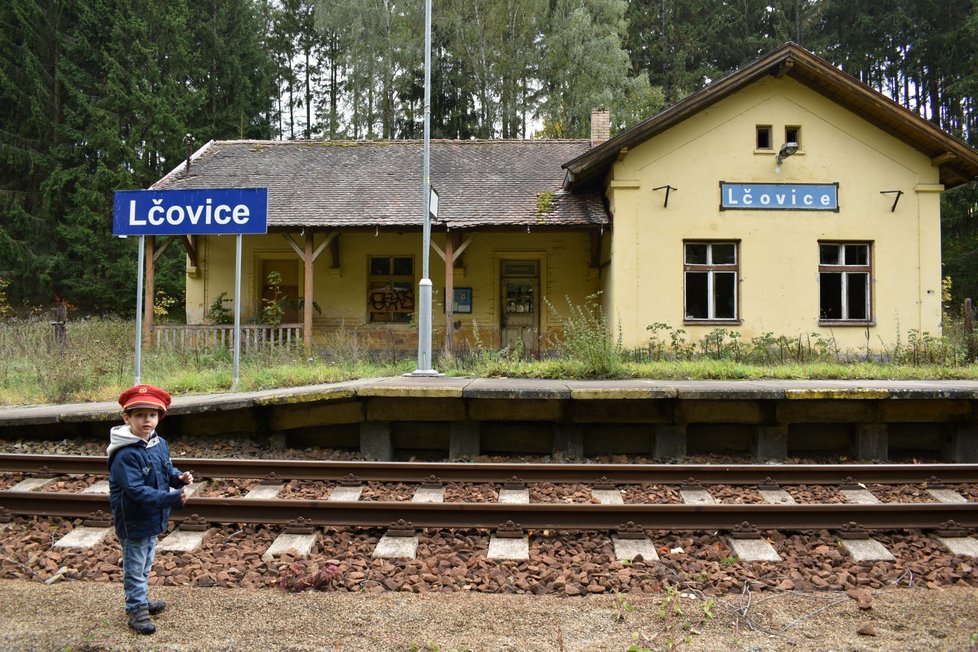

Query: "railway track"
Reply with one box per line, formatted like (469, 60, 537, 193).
(3, 453, 978, 484)
(1, 454, 977, 533)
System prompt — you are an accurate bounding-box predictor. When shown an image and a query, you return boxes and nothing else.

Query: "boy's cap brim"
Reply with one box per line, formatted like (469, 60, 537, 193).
(122, 399, 168, 413)
(119, 384, 171, 414)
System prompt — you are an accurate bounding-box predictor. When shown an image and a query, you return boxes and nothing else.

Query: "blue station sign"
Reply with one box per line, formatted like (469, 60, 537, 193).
(113, 188, 268, 235)
(720, 182, 838, 211)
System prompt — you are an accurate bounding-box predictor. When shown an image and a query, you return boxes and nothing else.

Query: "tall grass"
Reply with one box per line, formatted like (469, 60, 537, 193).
(2, 308, 978, 407)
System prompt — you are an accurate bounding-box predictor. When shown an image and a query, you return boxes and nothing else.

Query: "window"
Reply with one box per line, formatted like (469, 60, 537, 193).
(368, 256, 414, 323)
(819, 243, 871, 322)
(785, 125, 801, 148)
(684, 242, 738, 321)
(756, 125, 772, 150)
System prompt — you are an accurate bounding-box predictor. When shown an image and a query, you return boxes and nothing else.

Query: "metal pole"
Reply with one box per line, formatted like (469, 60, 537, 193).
(412, 0, 439, 376)
(233, 234, 242, 388)
(134, 236, 144, 385)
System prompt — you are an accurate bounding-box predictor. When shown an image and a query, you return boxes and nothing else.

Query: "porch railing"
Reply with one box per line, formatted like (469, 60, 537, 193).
(154, 323, 303, 352)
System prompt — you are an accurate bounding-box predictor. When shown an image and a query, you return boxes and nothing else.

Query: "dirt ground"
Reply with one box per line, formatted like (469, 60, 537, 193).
(1, 579, 976, 651)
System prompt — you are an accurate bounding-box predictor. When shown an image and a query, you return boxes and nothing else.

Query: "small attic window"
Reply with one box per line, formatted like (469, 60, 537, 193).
(756, 126, 772, 150)
(785, 126, 801, 148)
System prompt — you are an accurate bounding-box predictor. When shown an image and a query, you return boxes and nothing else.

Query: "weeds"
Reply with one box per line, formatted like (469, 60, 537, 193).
(4, 305, 978, 406)
(616, 585, 716, 652)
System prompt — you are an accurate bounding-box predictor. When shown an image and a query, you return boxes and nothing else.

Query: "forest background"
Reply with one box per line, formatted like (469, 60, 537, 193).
(2, 0, 977, 320)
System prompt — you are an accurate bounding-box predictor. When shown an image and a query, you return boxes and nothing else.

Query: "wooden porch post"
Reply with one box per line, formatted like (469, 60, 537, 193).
(142, 236, 155, 348)
(304, 231, 314, 352)
(443, 232, 456, 353)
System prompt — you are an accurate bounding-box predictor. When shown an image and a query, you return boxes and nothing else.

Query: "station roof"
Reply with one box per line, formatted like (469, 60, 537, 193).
(152, 139, 608, 231)
(563, 42, 978, 191)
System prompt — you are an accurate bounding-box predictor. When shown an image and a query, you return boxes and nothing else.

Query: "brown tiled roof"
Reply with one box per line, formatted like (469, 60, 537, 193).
(564, 42, 978, 190)
(152, 139, 608, 230)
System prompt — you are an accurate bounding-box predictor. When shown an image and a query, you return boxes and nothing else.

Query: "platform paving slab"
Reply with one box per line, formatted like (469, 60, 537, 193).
(262, 532, 320, 561)
(591, 489, 624, 505)
(727, 537, 782, 562)
(372, 535, 420, 559)
(81, 480, 110, 494)
(680, 489, 715, 505)
(53, 526, 112, 549)
(487, 535, 529, 560)
(411, 487, 445, 503)
(612, 536, 659, 562)
(758, 488, 796, 504)
(927, 488, 968, 503)
(840, 489, 880, 504)
(934, 536, 978, 557)
(841, 538, 895, 562)
(327, 486, 364, 501)
(497, 488, 530, 504)
(245, 483, 285, 499)
(158, 528, 215, 553)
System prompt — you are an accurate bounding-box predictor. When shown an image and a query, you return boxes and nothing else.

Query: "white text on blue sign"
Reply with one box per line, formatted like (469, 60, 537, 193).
(113, 188, 268, 235)
(719, 182, 838, 211)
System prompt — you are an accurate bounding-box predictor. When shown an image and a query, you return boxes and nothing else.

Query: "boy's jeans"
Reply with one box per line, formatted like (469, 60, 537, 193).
(120, 536, 157, 612)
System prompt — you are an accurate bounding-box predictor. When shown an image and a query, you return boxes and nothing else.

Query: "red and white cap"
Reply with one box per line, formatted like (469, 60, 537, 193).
(118, 384, 171, 414)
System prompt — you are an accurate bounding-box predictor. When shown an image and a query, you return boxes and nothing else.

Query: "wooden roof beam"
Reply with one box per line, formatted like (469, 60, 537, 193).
(931, 152, 957, 166)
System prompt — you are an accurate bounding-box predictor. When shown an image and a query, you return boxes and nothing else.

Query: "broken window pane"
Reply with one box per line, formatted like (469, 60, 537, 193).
(820, 273, 842, 319)
(685, 272, 708, 319)
(685, 244, 708, 265)
(714, 272, 736, 318)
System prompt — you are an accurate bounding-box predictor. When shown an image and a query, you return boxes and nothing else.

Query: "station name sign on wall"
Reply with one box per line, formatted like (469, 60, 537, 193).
(719, 182, 838, 212)
(113, 188, 268, 235)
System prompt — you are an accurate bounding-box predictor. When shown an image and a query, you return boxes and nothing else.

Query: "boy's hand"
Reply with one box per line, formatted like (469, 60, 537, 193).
(180, 487, 190, 506)
(179, 471, 194, 485)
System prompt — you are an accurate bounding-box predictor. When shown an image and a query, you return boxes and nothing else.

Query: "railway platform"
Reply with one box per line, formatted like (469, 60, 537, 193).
(2, 377, 978, 462)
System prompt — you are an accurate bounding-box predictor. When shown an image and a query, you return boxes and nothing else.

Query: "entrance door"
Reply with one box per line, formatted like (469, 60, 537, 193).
(500, 260, 539, 355)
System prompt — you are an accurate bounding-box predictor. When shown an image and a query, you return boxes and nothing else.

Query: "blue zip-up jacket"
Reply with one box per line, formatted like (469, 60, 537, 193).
(107, 425, 185, 540)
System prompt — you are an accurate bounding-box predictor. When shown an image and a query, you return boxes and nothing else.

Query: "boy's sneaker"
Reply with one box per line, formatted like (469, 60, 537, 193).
(147, 599, 166, 615)
(127, 606, 156, 635)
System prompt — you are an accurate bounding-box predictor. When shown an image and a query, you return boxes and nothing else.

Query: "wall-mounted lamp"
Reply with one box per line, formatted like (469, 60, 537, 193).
(775, 141, 799, 173)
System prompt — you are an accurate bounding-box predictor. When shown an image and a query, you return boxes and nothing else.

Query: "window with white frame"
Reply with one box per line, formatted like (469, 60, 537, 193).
(818, 242, 871, 322)
(684, 242, 738, 321)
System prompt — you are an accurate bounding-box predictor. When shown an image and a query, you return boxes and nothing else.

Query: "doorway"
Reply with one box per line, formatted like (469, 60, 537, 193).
(261, 260, 300, 323)
(500, 260, 539, 355)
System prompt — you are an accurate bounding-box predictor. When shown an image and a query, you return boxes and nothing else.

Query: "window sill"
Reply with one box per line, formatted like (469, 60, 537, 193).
(683, 319, 743, 326)
(818, 320, 875, 327)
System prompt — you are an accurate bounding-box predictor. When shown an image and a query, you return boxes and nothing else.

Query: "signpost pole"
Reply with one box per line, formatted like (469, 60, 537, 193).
(233, 234, 242, 389)
(134, 236, 145, 385)
(412, 0, 439, 376)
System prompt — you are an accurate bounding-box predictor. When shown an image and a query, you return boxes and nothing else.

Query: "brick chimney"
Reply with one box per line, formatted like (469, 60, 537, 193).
(590, 107, 610, 146)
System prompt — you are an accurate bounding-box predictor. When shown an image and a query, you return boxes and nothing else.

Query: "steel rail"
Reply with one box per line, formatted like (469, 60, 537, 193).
(2, 454, 978, 485)
(2, 491, 976, 531)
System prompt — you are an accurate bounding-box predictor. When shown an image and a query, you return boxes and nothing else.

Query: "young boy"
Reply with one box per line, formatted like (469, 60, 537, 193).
(107, 384, 193, 635)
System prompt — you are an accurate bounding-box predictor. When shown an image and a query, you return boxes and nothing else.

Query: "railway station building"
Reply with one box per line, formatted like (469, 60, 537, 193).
(150, 42, 978, 355)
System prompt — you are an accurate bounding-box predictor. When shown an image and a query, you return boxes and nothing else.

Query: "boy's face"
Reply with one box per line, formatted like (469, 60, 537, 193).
(122, 408, 161, 439)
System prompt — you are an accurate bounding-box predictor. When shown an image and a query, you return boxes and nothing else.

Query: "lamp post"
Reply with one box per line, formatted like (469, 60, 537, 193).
(411, 0, 440, 376)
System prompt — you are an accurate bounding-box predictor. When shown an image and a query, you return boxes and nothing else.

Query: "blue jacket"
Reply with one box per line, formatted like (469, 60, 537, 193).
(107, 426, 186, 540)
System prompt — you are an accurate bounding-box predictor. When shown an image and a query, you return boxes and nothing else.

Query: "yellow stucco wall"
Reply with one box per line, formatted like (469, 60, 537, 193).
(186, 229, 599, 349)
(603, 75, 944, 352)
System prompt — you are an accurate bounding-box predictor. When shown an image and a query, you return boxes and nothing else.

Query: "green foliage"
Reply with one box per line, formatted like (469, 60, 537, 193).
(206, 292, 233, 325)
(0, 277, 10, 318)
(545, 293, 625, 377)
(261, 271, 286, 327)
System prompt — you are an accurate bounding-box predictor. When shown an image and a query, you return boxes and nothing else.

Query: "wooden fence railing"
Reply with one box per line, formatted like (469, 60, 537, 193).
(154, 324, 303, 352)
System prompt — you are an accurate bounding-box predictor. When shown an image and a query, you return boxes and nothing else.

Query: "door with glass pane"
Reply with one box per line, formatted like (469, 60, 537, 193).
(500, 260, 539, 355)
